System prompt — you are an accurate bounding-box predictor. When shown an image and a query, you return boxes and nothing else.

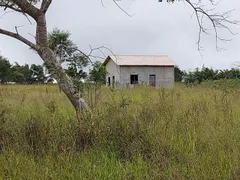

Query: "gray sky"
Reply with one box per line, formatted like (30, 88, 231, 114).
(0, 0, 240, 71)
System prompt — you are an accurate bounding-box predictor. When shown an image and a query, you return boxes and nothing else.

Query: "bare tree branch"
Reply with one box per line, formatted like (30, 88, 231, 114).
(0, 2, 33, 25)
(101, 0, 105, 7)
(41, 0, 52, 13)
(108, 0, 238, 51)
(14, 26, 19, 34)
(184, 0, 238, 51)
(28, 32, 36, 40)
(53, 43, 116, 70)
(24, 14, 33, 25)
(112, 0, 134, 17)
(0, 2, 23, 13)
(0, 10, 14, 19)
(0, 28, 37, 50)
(11, 0, 41, 20)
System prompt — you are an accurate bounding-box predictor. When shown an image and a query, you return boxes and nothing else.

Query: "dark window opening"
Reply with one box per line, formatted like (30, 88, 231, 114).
(130, 75, 138, 84)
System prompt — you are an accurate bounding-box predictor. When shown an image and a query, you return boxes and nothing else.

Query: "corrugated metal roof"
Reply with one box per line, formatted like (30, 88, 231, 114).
(105, 55, 175, 66)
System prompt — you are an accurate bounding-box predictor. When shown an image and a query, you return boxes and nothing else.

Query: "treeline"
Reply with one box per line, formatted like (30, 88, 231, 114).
(0, 55, 106, 85)
(175, 66, 240, 84)
(0, 56, 51, 84)
(2, 53, 239, 85)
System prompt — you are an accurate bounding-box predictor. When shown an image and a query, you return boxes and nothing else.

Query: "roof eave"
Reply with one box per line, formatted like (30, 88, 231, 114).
(119, 65, 175, 67)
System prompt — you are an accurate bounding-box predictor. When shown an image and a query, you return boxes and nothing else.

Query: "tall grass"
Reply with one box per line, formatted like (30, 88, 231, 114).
(0, 84, 240, 179)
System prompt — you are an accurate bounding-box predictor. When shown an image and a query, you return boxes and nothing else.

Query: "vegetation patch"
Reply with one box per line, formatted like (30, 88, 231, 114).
(0, 84, 240, 179)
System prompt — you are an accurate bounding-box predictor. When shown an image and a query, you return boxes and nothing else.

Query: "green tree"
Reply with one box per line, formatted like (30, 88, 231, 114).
(89, 61, 107, 84)
(30, 64, 45, 84)
(11, 71, 25, 83)
(0, 56, 11, 84)
(48, 28, 77, 57)
(11, 63, 32, 84)
(174, 66, 184, 82)
(47, 28, 88, 83)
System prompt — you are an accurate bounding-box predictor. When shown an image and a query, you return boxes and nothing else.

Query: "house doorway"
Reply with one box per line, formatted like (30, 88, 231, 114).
(149, 74, 156, 87)
(108, 77, 111, 87)
(112, 76, 115, 88)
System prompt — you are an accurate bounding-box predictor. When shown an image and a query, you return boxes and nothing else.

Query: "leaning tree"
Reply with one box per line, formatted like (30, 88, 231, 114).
(0, 0, 238, 118)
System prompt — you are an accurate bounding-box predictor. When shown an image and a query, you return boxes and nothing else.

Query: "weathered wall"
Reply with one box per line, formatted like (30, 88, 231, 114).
(105, 59, 120, 87)
(119, 66, 174, 88)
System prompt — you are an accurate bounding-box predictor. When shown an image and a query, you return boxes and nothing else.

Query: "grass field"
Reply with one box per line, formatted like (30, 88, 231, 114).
(0, 83, 240, 179)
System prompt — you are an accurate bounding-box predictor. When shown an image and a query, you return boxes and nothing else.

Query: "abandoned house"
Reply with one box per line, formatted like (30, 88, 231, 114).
(103, 55, 175, 88)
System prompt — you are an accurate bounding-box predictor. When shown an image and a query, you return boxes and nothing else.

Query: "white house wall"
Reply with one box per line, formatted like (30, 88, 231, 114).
(105, 59, 120, 86)
(119, 66, 174, 88)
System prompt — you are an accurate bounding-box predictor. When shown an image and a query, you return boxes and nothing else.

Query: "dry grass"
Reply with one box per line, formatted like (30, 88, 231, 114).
(0, 84, 240, 179)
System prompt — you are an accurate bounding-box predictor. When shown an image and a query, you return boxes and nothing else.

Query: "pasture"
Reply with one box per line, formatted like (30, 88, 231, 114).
(0, 83, 240, 179)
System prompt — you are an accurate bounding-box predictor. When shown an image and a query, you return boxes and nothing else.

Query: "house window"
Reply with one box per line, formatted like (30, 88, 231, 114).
(149, 74, 156, 87)
(130, 75, 138, 84)
(108, 77, 111, 86)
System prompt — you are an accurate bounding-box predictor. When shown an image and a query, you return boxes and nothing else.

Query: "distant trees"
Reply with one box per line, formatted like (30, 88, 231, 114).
(0, 56, 11, 84)
(182, 66, 240, 85)
(174, 65, 240, 84)
(89, 61, 107, 84)
(174, 66, 184, 82)
(0, 54, 107, 85)
(0, 56, 47, 84)
(3, 54, 240, 86)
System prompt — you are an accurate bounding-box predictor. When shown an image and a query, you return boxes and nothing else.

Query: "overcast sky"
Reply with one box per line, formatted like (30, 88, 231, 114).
(0, 0, 240, 71)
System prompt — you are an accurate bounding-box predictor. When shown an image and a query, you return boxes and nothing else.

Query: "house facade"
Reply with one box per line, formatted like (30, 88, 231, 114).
(103, 55, 175, 88)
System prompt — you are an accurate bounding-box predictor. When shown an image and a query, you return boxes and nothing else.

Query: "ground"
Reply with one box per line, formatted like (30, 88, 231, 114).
(0, 82, 240, 179)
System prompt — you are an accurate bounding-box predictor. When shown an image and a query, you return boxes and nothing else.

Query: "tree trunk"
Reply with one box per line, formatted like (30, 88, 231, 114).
(37, 47, 83, 115)
(35, 13, 92, 118)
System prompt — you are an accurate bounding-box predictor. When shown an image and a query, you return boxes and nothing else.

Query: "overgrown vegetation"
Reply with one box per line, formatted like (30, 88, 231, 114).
(182, 66, 240, 84)
(0, 83, 240, 179)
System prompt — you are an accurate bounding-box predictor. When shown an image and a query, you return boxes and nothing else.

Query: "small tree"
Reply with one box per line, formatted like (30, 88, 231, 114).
(47, 28, 89, 90)
(89, 61, 107, 84)
(0, 56, 11, 84)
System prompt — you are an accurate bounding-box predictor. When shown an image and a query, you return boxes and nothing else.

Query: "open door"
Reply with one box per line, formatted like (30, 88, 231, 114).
(112, 76, 115, 88)
(149, 74, 156, 87)
(108, 77, 111, 87)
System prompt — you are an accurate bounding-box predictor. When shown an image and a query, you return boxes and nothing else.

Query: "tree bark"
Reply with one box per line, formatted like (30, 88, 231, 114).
(12, 0, 41, 20)
(36, 14, 48, 47)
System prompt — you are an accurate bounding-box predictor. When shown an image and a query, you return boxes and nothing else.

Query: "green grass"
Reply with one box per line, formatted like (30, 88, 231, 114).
(0, 84, 240, 179)
(199, 79, 240, 89)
